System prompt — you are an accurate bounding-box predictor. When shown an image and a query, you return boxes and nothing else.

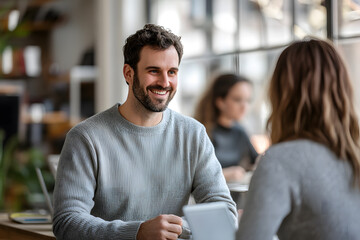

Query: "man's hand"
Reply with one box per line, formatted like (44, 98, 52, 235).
(137, 214, 183, 240)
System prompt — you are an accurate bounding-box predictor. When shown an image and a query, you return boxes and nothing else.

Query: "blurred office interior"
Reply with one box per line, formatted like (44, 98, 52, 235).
(0, 0, 360, 211)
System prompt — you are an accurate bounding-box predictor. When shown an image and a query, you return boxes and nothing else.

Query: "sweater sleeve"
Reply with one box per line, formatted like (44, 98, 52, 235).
(236, 152, 292, 240)
(191, 126, 238, 224)
(52, 129, 142, 240)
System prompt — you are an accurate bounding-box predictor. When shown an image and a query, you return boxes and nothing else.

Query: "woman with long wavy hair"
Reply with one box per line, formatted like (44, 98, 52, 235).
(236, 38, 360, 240)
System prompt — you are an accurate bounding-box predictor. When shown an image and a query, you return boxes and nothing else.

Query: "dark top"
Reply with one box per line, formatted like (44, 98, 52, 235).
(212, 123, 258, 169)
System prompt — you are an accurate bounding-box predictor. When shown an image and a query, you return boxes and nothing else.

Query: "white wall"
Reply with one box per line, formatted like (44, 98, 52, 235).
(95, 0, 146, 112)
(50, 0, 96, 73)
(51, 0, 147, 113)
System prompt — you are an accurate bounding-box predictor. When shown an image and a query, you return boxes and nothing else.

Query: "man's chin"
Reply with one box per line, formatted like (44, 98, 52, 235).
(147, 98, 172, 112)
(147, 105, 168, 112)
(143, 102, 169, 112)
(150, 108, 165, 112)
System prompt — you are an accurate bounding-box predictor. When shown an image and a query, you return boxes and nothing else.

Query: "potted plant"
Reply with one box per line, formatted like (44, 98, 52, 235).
(0, 129, 54, 212)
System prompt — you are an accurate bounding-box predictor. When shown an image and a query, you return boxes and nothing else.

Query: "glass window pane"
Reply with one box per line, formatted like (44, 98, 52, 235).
(179, 55, 235, 116)
(254, 0, 293, 46)
(294, 0, 327, 39)
(238, 48, 283, 134)
(150, 0, 208, 57)
(179, 47, 284, 134)
(339, 0, 360, 37)
(238, 1, 264, 49)
(338, 41, 360, 115)
(213, 0, 237, 53)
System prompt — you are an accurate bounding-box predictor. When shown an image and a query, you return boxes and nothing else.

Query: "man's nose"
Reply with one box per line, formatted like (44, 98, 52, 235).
(157, 72, 170, 88)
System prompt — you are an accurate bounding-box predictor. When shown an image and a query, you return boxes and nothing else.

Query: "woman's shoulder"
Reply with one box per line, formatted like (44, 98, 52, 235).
(267, 139, 330, 155)
(261, 139, 336, 169)
(253, 140, 327, 185)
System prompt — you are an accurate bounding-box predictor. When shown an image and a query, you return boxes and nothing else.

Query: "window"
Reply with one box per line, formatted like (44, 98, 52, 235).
(149, 0, 360, 134)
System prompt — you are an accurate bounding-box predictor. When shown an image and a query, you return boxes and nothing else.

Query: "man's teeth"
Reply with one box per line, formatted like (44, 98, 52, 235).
(152, 90, 167, 95)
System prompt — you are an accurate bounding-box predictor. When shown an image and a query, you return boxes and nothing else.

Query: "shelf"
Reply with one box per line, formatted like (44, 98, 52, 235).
(0, 0, 65, 32)
(48, 73, 70, 83)
(0, 75, 37, 80)
(0, 19, 64, 32)
(22, 20, 64, 31)
(0, 0, 57, 8)
(23, 111, 68, 125)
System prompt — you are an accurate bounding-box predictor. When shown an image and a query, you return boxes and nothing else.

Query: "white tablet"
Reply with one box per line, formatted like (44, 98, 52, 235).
(183, 202, 236, 240)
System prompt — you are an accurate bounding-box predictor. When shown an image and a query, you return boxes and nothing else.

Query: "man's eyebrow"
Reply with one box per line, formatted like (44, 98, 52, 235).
(145, 66, 179, 71)
(145, 66, 160, 70)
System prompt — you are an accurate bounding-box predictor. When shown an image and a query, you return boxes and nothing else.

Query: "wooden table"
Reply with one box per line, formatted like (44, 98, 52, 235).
(0, 213, 55, 240)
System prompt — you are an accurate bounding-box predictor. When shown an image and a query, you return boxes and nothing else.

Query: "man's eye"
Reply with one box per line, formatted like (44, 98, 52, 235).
(150, 70, 158, 73)
(169, 70, 177, 75)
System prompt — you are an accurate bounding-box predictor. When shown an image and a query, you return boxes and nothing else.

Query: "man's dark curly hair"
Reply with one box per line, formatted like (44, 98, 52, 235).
(123, 24, 183, 72)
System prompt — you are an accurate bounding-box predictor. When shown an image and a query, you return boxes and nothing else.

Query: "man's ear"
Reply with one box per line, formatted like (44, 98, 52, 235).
(123, 64, 134, 85)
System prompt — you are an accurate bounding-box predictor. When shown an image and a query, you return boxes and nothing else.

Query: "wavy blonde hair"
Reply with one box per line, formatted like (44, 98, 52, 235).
(267, 38, 360, 187)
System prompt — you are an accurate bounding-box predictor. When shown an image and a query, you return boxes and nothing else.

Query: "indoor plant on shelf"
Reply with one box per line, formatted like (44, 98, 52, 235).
(0, 130, 54, 212)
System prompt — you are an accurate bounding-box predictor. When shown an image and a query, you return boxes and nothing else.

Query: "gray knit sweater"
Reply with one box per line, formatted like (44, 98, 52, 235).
(53, 104, 237, 240)
(236, 139, 360, 240)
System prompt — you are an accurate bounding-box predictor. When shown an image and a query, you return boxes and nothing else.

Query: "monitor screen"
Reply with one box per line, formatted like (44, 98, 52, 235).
(0, 94, 20, 144)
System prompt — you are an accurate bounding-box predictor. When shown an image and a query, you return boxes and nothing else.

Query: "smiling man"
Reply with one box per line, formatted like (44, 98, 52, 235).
(130, 45, 177, 113)
(53, 24, 237, 240)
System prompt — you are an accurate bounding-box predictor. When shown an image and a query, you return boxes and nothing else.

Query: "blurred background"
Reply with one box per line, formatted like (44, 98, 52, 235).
(0, 0, 360, 211)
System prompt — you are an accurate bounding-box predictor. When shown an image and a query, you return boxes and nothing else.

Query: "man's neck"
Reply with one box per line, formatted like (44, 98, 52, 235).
(118, 100, 163, 127)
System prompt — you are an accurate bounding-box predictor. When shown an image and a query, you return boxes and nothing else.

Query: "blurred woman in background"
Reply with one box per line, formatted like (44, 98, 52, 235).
(236, 38, 360, 239)
(194, 74, 258, 182)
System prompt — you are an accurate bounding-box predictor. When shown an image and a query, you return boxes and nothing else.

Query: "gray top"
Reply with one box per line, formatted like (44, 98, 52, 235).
(236, 139, 360, 240)
(53, 103, 237, 240)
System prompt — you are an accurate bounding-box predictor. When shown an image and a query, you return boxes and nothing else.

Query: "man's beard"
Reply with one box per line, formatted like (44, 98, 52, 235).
(132, 72, 175, 112)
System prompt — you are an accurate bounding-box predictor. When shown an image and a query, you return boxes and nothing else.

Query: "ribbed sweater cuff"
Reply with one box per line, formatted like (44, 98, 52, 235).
(117, 221, 143, 240)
